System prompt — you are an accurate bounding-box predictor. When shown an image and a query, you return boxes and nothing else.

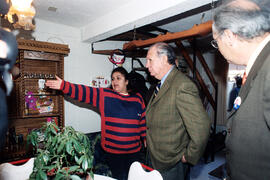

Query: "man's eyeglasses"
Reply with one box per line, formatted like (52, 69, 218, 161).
(211, 33, 222, 49)
(211, 39, 218, 49)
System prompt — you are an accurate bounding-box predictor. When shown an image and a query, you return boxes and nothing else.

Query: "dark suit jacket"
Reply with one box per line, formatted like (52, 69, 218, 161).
(0, 86, 8, 148)
(146, 67, 211, 171)
(226, 41, 270, 180)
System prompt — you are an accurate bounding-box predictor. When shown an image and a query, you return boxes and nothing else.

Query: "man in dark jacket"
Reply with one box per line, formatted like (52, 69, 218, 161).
(212, 0, 270, 179)
(0, 0, 18, 148)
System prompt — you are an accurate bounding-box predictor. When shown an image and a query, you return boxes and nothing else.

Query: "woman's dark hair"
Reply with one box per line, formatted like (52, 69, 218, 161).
(110, 67, 130, 91)
(111, 67, 128, 80)
(111, 67, 144, 97)
(128, 70, 149, 103)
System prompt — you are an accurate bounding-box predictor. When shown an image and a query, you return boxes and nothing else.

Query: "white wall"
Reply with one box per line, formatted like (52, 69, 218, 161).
(81, 0, 213, 42)
(23, 18, 132, 133)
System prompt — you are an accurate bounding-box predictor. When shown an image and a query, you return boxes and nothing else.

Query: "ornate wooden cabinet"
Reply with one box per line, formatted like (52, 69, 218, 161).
(0, 39, 69, 162)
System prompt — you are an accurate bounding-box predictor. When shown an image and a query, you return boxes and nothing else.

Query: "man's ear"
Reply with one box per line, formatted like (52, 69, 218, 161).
(161, 54, 169, 65)
(223, 29, 237, 47)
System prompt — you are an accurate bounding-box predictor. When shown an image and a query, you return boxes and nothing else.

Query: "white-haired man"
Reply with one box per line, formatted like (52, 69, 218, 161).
(212, 0, 270, 179)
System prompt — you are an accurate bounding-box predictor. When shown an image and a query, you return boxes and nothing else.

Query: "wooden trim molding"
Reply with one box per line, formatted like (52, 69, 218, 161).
(23, 51, 62, 61)
(17, 39, 70, 55)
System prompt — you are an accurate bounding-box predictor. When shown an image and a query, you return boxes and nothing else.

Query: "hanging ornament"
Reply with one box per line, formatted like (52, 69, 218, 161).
(108, 49, 125, 66)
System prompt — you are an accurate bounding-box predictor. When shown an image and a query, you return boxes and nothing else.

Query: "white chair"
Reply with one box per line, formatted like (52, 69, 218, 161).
(0, 158, 34, 180)
(0, 158, 118, 180)
(128, 161, 163, 180)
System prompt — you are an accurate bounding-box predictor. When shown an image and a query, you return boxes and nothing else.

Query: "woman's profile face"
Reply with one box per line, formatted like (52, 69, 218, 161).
(111, 72, 128, 94)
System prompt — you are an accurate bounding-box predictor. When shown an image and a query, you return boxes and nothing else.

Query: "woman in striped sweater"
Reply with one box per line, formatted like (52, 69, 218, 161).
(45, 67, 146, 180)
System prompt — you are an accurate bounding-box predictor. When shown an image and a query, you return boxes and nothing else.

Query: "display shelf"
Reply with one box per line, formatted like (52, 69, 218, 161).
(0, 39, 69, 163)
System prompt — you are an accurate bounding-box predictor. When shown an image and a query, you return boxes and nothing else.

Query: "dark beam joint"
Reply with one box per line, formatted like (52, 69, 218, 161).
(147, 25, 168, 34)
(135, 29, 158, 38)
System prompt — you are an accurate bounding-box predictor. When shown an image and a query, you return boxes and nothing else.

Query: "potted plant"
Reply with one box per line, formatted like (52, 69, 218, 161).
(27, 118, 94, 180)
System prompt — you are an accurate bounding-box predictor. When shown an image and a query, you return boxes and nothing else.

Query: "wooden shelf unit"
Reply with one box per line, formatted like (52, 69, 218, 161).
(0, 39, 69, 162)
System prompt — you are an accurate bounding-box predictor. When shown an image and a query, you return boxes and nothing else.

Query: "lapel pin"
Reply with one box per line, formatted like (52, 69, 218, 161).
(233, 96, 241, 110)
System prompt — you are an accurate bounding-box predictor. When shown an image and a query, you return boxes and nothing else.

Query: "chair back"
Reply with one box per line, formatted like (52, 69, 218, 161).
(0, 158, 34, 180)
(128, 161, 163, 180)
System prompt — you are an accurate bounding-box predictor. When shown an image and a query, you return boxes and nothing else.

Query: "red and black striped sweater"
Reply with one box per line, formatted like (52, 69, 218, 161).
(60, 81, 146, 154)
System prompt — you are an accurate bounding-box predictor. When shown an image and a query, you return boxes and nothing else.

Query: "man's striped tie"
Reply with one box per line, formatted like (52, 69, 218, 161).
(154, 82, 161, 98)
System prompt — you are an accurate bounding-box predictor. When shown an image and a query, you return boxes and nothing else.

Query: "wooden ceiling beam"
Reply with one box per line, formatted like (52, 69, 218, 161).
(123, 20, 213, 50)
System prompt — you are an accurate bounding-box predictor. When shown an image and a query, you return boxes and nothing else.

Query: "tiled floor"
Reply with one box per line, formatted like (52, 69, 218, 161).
(190, 150, 226, 180)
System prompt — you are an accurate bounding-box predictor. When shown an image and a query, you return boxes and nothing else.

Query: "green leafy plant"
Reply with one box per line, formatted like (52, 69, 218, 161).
(27, 118, 94, 180)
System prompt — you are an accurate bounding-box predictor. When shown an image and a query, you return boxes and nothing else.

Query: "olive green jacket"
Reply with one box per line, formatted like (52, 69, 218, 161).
(146, 67, 211, 171)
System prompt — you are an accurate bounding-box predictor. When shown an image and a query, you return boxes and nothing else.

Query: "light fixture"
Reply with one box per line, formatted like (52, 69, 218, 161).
(5, 0, 36, 30)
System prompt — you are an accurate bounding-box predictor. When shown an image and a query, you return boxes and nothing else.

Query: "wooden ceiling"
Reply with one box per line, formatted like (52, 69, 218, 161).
(92, 21, 214, 58)
(91, 25, 167, 57)
(92, 2, 217, 58)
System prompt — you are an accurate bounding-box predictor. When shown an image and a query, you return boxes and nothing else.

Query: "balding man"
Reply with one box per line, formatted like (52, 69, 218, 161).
(145, 42, 211, 180)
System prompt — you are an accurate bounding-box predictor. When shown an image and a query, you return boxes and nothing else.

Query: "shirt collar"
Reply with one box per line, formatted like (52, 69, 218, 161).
(160, 65, 174, 86)
(246, 34, 270, 75)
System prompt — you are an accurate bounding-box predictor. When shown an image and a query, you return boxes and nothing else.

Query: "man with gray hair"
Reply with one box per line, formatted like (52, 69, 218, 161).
(145, 42, 211, 180)
(212, 0, 270, 179)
